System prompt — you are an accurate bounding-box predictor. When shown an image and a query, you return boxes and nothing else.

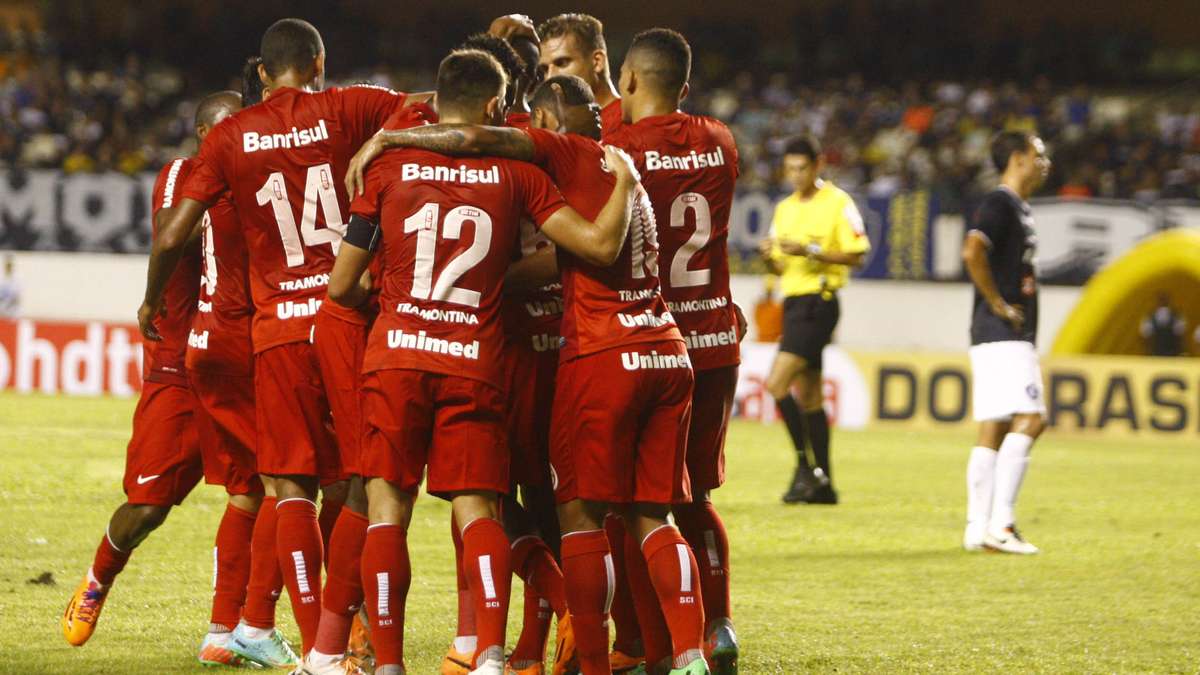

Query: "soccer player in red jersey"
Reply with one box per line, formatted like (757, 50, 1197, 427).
(327, 50, 641, 675)
(537, 14, 624, 138)
(138, 19, 418, 670)
(61, 94, 216, 652)
(604, 28, 745, 674)
(345, 73, 712, 675)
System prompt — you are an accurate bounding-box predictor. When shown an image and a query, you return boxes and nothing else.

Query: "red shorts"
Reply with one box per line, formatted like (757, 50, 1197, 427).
(123, 381, 203, 506)
(686, 365, 738, 491)
(314, 309, 368, 475)
(506, 343, 558, 488)
(254, 342, 341, 481)
(190, 370, 262, 496)
(550, 341, 694, 505)
(360, 369, 509, 500)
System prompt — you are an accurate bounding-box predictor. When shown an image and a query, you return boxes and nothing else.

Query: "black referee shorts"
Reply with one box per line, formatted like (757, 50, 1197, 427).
(779, 293, 840, 371)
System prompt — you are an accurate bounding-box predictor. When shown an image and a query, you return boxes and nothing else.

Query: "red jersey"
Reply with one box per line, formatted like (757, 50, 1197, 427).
(600, 98, 624, 138)
(350, 148, 567, 391)
(606, 112, 740, 370)
(147, 158, 202, 386)
(524, 128, 681, 360)
(181, 85, 408, 353)
(505, 111, 531, 129)
(186, 192, 253, 377)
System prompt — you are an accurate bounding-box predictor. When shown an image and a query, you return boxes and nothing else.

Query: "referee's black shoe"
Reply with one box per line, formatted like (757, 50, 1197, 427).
(782, 467, 838, 504)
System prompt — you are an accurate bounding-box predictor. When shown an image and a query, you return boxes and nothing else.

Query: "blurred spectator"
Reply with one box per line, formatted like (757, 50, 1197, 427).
(753, 278, 783, 343)
(0, 254, 20, 318)
(1139, 293, 1186, 357)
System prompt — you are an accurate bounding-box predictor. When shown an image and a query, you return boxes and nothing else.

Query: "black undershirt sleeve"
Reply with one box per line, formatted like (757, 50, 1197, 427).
(344, 214, 381, 252)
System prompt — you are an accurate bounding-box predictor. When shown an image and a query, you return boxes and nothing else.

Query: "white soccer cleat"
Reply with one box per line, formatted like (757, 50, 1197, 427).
(962, 522, 987, 551)
(468, 658, 504, 674)
(984, 526, 1039, 555)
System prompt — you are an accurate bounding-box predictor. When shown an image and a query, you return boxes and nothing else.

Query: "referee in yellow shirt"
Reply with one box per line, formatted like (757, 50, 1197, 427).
(758, 135, 870, 504)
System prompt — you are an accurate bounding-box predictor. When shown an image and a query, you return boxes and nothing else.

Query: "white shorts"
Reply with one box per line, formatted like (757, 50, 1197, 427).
(968, 341, 1047, 422)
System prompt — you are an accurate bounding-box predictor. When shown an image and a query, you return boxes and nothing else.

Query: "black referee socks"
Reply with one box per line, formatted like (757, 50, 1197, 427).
(805, 409, 832, 481)
(775, 395, 811, 468)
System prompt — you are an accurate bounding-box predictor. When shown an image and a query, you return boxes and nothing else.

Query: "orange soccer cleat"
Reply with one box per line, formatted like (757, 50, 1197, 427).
(61, 571, 110, 647)
(610, 649, 647, 674)
(506, 662, 546, 674)
(442, 645, 474, 675)
(348, 608, 375, 667)
(551, 613, 578, 675)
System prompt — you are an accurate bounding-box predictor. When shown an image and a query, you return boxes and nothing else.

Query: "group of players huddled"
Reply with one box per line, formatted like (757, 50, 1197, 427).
(61, 13, 749, 675)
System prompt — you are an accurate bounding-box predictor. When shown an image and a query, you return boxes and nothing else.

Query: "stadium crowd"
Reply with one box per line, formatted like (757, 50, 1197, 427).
(3, 20, 1199, 212)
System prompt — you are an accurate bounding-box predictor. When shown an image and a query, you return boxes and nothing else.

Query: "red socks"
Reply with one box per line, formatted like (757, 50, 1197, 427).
(461, 517, 512, 667)
(242, 496, 283, 629)
(561, 529, 614, 675)
(451, 514, 477, 641)
(91, 532, 131, 586)
(317, 492, 345, 566)
(509, 582, 553, 666)
(674, 500, 731, 623)
(362, 524, 411, 669)
(210, 502, 257, 629)
(275, 497, 324, 653)
(511, 535, 568, 618)
(313, 508, 369, 656)
(605, 515, 642, 656)
(641, 525, 705, 667)
(623, 528, 672, 669)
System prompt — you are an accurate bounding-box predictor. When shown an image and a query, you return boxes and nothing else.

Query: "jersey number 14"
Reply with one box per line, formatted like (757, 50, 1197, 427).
(256, 163, 347, 267)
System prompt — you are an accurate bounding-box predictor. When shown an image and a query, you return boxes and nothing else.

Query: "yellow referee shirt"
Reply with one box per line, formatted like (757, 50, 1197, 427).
(768, 180, 870, 297)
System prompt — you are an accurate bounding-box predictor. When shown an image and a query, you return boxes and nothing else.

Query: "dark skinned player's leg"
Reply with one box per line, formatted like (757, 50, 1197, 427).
(503, 494, 569, 669)
(310, 476, 371, 668)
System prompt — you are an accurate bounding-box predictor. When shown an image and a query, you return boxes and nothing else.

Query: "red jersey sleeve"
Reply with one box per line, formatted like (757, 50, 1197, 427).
(337, 85, 408, 145)
(525, 128, 580, 177)
(511, 163, 567, 227)
(181, 120, 234, 205)
(152, 158, 195, 213)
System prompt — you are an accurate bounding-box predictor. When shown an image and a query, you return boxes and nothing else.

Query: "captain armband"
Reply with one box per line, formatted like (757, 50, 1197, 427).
(344, 214, 381, 252)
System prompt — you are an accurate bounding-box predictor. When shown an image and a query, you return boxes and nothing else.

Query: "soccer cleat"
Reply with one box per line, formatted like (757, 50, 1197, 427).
(198, 632, 251, 667)
(293, 653, 368, 674)
(611, 650, 647, 674)
(62, 571, 110, 647)
(348, 608, 374, 667)
(984, 526, 1039, 555)
(962, 523, 987, 552)
(669, 658, 710, 675)
(551, 613, 579, 675)
(469, 659, 505, 675)
(442, 646, 474, 675)
(781, 465, 824, 504)
(705, 619, 739, 675)
(504, 662, 545, 674)
(228, 623, 300, 669)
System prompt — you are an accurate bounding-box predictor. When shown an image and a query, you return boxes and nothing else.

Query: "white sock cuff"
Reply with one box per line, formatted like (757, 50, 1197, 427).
(509, 534, 540, 550)
(104, 526, 126, 553)
(275, 497, 317, 509)
(640, 523, 676, 549)
(561, 528, 605, 540)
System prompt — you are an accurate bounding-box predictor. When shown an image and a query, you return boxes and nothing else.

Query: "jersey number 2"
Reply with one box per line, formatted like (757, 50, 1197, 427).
(404, 203, 492, 308)
(669, 192, 712, 288)
(256, 164, 346, 267)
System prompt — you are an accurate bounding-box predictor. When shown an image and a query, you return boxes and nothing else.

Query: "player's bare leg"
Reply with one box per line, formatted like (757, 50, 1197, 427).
(360, 477, 416, 675)
(622, 504, 707, 675)
(965, 420, 1009, 550)
(451, 491, 512, 674)
(673, 490, 736, 675)
(557, 498, 616, 675)
(62, 501, 171, 646)
(199, 491, 261, 666)
(984, 413, 1045, 554)
(308, 476, 375, 673)
(766, 352, 822, 503)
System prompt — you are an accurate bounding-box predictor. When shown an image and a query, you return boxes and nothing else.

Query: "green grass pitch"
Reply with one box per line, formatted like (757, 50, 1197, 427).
(1, 392, 1197, 673)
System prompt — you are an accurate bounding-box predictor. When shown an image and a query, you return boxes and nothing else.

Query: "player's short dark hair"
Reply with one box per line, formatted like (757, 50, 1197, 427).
(529, 75, 596, 112)
(628, 28, 691, 95)
(784, 135, 822, 161)
(990, 130, 1034, 173)
(436, 49, 507, 113)
(458, 33, 525, 85)
(195, 91, 241, 128)
(510, 35, 540, 80)
(260, 18, 324, 78)
(539, 13, 607, 53)
(241, 56, 265, 106)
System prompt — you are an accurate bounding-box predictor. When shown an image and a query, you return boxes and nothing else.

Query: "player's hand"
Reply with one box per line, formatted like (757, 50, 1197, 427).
(602, 145, 639, 184)
(488, 14, 538, 43)
(777, 240, 809, 256)
(346, 133, 384, 198)
(757, 237, 776, 259)
(138, 300, 163, 342)
(734, 302, 749, 342)
(991, 300, 1025, 330)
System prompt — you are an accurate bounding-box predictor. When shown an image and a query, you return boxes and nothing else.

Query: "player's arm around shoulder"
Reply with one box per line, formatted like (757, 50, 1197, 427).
(330, 159, 386, 308)
(538, 146, 640, 266)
